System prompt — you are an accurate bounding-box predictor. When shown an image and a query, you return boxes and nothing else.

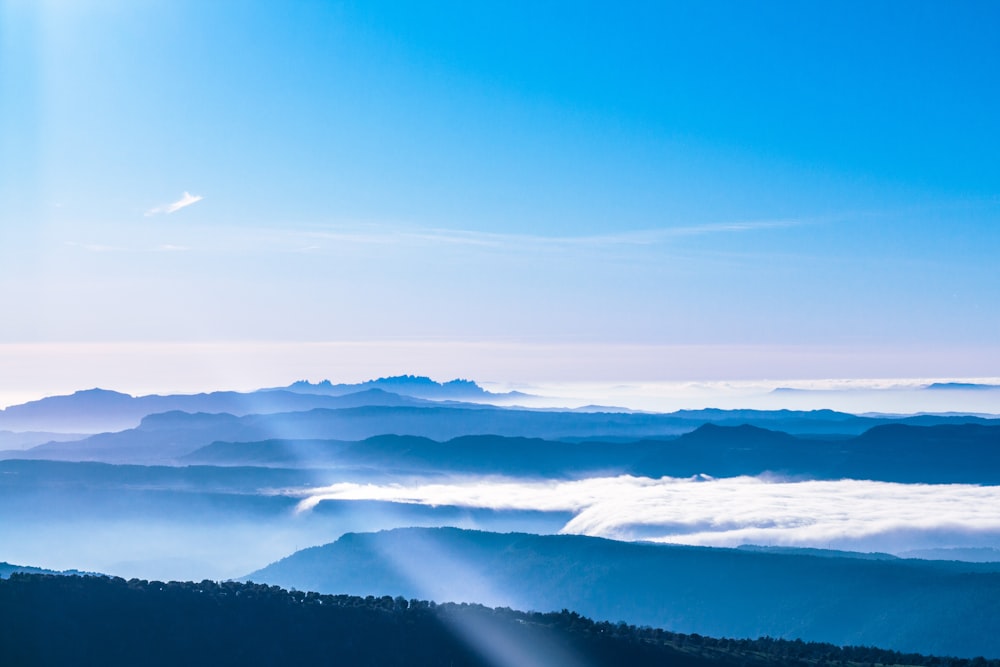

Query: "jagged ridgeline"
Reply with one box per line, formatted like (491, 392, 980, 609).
(0, 574, 993, 667)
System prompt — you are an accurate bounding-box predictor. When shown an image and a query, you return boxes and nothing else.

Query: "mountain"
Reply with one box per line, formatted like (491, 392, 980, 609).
(8, 405, 717, 464)
(900, 547, 1000, 562)
(735, 544, 900, 560)
(5, 381, 998, 446)
(0, 387, 436, 434)
(247, 527, 1000, 658)
(14, 411, 260, 463)
(632, 422, 1000, 483)
(4, 380, 998, 438)
(182, 433, 662, 475)
(665, 407, 1000, 434)
(278, 375, 530, 401)
(839, 423, 1000, 482)
(19, 411, 1000, 483)
(927, 382, 1000, 391)
(9, 407, 810, 465)
(0, 389, 138, 433)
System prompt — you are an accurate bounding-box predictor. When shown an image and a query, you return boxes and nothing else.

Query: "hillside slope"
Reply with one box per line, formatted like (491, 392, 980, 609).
(247, 527, 1000, 658)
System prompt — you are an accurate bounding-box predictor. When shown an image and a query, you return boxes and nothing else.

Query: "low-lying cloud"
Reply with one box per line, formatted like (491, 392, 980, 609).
(295, 475, 1000, 553)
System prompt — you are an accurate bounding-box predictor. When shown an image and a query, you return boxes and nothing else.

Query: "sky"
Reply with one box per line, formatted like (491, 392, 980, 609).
(2, 0, 999, 398)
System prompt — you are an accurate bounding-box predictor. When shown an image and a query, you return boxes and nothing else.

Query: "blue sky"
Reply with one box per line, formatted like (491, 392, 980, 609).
(2, 0, 999, 390)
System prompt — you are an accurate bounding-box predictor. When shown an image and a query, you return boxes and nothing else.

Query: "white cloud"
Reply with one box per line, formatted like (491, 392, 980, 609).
(146, 191, 204, 216)
(293, 475, 1000, 553)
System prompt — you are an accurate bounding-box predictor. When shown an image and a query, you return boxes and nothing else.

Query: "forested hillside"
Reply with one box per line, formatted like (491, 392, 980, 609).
(1, 574, 995, 667)
(247, 527, 1000, 658)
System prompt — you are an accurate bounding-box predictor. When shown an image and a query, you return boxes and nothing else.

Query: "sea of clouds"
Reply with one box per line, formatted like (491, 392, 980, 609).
(295, 475, 1000, 554)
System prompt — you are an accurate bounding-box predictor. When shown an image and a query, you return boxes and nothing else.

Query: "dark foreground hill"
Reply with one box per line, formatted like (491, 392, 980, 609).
(247, 527, 1000, 658)
(0, 574, 993, 667)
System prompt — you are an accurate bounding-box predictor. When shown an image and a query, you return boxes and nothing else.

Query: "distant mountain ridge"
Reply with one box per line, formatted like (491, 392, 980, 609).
(0, 386, 438, 433)
(0, 376, 527, 434)
(13, 414, 1000, 483)
(179, 422, 1000, 484)
(927, 382, 1000, 391)
(278, 375, 530, 401)
(167, 421, 1000, 482)
(3, 378, 997, 437)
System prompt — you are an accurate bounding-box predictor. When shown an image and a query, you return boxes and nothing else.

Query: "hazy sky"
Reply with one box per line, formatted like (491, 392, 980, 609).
(2, 1, 999, 390)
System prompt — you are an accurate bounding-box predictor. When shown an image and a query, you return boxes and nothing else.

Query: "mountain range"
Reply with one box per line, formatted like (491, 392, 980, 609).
(13, 415, 1000, 484)
(4, 378, 997, 438)
(0, 386, 437, 433)
(5, 377, 1000, 658)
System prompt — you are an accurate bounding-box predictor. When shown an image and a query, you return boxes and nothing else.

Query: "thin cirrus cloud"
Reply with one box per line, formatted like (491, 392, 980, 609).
(124, 218, 801, 257)
(292, 475, 1000, 553)
(145, 191, 204, 216)
(298, 218, 804, 251)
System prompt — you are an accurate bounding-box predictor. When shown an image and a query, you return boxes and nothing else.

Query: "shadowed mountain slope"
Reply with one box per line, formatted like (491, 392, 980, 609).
(247, 527, 1000, 658)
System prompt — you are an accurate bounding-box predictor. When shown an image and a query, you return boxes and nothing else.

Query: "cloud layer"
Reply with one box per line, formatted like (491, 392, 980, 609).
(295, 475, 1000, 553)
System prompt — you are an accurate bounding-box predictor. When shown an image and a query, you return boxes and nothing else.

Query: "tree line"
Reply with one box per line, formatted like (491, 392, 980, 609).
(1, 574, 994, 667)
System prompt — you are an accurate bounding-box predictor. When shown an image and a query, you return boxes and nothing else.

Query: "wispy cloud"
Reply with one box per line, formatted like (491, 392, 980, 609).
(145, 191, 204, 216)
(300, 219, 802, 251)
